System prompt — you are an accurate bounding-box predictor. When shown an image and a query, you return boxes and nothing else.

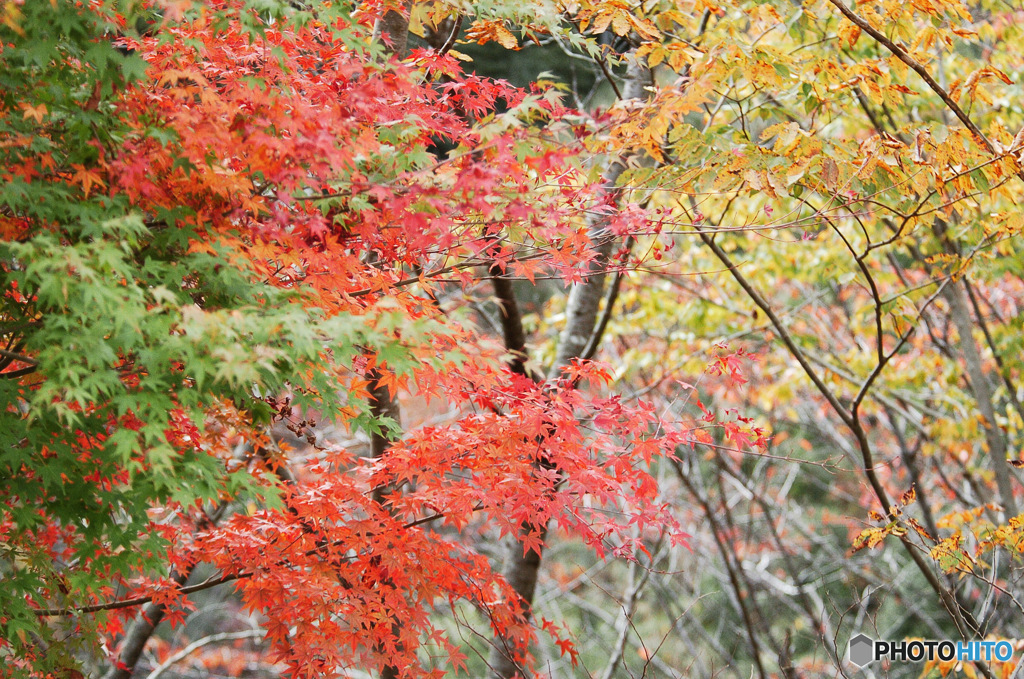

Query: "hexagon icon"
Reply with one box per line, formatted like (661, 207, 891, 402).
(848, 634, 875, 667)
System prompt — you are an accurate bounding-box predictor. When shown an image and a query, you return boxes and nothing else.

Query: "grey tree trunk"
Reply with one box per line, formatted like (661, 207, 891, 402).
(102, 570, 191, 679)
(944, 278, 1018, 517)
(487, 60, 652, 679)
(372, 4, 411, 60)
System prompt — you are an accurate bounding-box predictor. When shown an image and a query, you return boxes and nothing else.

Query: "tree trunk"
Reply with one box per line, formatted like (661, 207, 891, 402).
(944, 278, 1018, 517)
(372, 4, 411, 60)
(487, 60, 652, 679)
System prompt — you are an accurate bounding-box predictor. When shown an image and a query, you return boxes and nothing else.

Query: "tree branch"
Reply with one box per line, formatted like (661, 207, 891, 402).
(943, 278, 1018, 516)
(826, 0, 994, 153)
(964, 279, 1024, 426)
(582, 236, 634, 362)
(102, 502, 230, 679)
(35, 508, 461, 618)
(673, 459, 769, 679)
(0, 347, 38, 379)
(694, 220, 994, 672)
(145, 629, 265, 679)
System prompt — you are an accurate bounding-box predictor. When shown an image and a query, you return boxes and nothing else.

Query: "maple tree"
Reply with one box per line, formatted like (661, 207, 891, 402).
(0, 1, 695, 677)
(3, 0, 1024, 678)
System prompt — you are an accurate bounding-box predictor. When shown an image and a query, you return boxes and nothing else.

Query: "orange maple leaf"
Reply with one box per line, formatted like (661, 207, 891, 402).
(71, 164, 106, 197)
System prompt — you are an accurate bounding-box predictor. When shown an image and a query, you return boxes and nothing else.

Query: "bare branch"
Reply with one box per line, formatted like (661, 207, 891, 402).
(145, 629, 265, 679)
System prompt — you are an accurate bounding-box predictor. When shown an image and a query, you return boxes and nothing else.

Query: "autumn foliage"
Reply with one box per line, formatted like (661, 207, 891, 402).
(4, 0, 1024, 678)
(0, 1, 699, 677)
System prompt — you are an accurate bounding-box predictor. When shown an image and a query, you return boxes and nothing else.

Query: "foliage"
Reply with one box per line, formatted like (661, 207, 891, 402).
(3, 0, 1024, 678)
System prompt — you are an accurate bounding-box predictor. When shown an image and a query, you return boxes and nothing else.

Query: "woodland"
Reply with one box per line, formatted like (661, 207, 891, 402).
(1, 0, 1023, 678)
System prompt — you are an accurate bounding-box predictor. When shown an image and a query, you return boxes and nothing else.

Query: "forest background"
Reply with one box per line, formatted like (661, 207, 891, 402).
(1, 0, 1023, 678)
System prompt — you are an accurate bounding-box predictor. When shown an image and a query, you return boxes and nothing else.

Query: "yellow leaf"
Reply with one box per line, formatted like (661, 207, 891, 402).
(667, 46, 699, 71)
(19, 102, 47, 124)
(901, 487, 917, 506)
(628, 15, 660, 41)
(862, 77, 883, 105)
(493, 23, 518, 50)
(822, 158, 839, 192)
(611, 13, 629, 36)
(465, 20, 519, 50)
(637, 43, 668, 67)
(1, 2, 24, 36)
(1002, 213, 1023, 235)
(837, 19, 861, 48)
(589, 11, 614, 35)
